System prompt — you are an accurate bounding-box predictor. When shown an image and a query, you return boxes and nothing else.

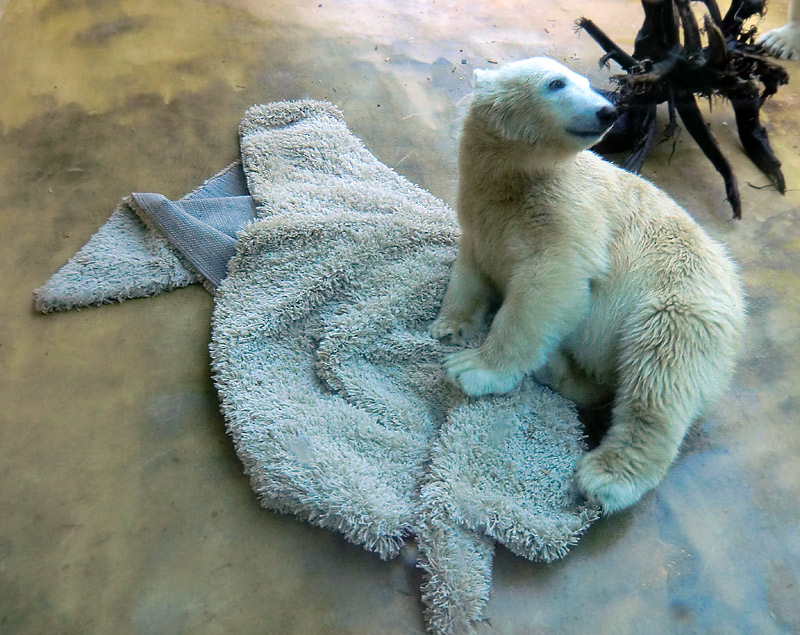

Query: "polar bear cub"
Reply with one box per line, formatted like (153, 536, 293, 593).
(430, 57, 745, 513)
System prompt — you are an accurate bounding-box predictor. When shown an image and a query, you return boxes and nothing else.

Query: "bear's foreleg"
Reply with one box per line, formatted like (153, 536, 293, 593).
(429, 248, 493, 344)
(445, 258, 590, 396)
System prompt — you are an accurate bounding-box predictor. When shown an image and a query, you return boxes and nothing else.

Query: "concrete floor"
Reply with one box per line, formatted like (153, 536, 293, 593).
(2, 0, 799, 633)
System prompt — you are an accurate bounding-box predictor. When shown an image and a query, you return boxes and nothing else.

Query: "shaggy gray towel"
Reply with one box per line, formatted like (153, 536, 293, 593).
(35, 100, 598, 634)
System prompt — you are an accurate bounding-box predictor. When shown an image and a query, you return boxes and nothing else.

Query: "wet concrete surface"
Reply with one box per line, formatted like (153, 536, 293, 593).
(1, 0, 799, 633)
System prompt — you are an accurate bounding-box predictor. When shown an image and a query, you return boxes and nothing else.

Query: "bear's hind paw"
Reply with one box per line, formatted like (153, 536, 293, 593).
(574, 448, 662, 514)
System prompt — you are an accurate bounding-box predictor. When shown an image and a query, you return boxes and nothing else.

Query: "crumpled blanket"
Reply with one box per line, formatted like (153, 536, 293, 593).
(34, 100, 599, 634)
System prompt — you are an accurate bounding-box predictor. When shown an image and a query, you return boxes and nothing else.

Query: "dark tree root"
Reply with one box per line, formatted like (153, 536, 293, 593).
(675, 91, 742, 218)
(577, 0, 790, 218)
(621, 105, 658, 173)
(575, 18, 636, 70)
(731, 94, 786, 194)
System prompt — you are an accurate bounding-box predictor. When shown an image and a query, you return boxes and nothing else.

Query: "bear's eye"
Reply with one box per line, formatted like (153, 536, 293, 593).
(548, 78, 566, 91)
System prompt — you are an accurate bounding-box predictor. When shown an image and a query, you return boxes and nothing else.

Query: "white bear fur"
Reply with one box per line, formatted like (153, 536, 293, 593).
(758, 0, 800, 60)
(431, 57, 746, 513)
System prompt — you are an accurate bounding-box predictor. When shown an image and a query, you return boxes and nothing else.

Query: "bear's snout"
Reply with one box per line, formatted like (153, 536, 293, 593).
(596, 106, 618, 128)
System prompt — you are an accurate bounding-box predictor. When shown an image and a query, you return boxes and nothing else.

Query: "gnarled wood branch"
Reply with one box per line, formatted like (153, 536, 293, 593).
(576, 0, 789, 218)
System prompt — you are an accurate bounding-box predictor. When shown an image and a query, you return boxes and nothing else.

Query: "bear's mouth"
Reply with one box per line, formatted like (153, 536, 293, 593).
(565, 128, 608, 139)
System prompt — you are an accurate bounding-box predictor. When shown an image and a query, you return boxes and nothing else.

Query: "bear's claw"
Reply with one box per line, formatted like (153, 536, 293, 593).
(758, 23, 800, 61)
(429, 317, 477, 344)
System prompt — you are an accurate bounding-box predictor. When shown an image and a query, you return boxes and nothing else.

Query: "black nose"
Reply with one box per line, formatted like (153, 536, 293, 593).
(596, 106, 618, 127)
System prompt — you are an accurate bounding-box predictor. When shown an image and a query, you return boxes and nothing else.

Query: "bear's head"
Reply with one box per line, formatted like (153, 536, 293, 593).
(470, 57, 617, 154)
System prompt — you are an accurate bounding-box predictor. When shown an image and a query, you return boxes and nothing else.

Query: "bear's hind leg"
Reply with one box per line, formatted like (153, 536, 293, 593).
(573, 397, 692, 513)
(574, 307, 731, 513)
(534, 349, 614, 407)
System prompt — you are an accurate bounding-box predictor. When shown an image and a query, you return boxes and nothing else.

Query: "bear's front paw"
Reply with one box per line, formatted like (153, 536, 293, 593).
(429, 315, 478, 345)
(758, 23, 800, 60)
(573, 447, 662, 514)
(445, 349, 522, 396)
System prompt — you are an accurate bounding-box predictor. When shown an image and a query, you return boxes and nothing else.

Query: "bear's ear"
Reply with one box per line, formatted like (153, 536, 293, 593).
(473, 68, 491, 86)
